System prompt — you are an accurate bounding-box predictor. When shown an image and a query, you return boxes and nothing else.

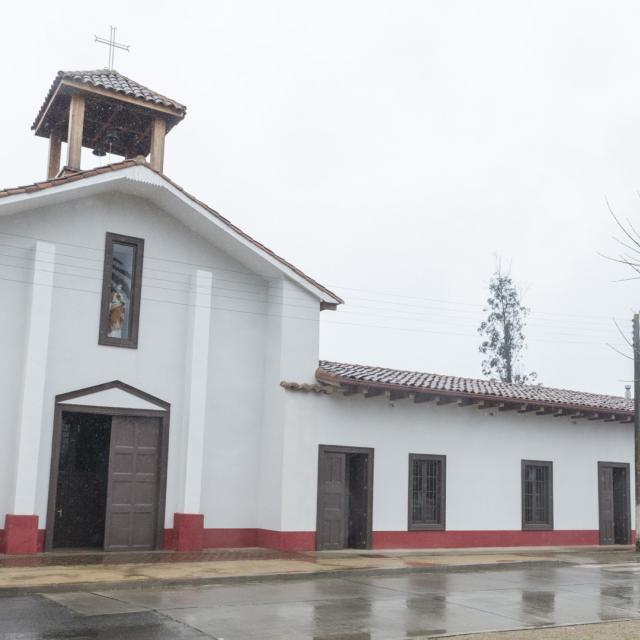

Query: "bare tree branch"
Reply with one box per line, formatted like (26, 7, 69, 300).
(606, 342, 633, 361)
(612, 317, 633, 348)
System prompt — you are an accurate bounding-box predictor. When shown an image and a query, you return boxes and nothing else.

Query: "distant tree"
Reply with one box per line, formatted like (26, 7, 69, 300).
(478, 263, 537, 384)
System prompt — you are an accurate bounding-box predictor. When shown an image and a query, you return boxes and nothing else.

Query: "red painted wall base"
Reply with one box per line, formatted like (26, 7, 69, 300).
(1, 524, 633, 555)
(162, 526, 314, 551)
(0, 515, 41, 555)
(372, 529, 604, 549)
(172, 513, 205, 552)
(160, 528, 630, 553)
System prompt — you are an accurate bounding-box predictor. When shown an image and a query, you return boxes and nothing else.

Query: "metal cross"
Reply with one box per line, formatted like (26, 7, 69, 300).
(94, 26, 130, 70)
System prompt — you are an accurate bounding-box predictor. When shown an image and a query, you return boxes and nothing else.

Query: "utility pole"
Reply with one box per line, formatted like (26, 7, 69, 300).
(633, 313, 640, 550)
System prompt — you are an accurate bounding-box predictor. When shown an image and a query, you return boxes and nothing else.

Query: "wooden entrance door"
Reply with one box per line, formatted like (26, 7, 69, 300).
(598, 462, 631, 545)
(316, 445, 374, 551)
(104, 416, 162, 551)
(317, 451, 348, 550)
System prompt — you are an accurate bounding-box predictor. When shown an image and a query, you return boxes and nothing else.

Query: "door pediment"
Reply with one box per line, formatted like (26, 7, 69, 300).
(56, 381, 168, 412)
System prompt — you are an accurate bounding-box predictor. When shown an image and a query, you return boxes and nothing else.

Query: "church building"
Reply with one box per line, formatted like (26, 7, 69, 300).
(0, 70, 635, 555)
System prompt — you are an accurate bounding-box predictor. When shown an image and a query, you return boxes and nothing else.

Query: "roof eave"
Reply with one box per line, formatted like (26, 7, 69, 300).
(0, 162, 343, 306)
(32, 78, 186, 139)
(315, 369, 633, 421)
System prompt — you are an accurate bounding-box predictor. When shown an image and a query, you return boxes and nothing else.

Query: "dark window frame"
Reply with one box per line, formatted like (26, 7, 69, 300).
(521, 459, 554, 531)
(98, 232, 144, 349)
(408, 453, 446, 531)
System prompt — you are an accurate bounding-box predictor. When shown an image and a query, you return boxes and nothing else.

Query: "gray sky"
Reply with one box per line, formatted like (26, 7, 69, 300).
(2, 0, 640, 396)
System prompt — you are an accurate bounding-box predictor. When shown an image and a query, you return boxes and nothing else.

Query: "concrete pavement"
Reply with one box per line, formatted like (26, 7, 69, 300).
(3, 560, 640, 638)
(0, 546, 632, 593)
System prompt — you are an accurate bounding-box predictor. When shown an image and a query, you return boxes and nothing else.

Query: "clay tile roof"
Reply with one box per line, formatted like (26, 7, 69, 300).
(316, 360, 633, 416)
(32, 69, 186, 130)
(0, 159, 342, 305)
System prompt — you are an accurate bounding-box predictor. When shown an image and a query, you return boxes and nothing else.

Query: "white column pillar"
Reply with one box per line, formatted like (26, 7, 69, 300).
(13, 241, 55, 514)
(182, 269, 213, 513)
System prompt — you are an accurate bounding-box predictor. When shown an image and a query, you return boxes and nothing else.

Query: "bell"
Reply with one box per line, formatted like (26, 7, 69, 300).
(104, 129, 120, 146)
(92, 142, 107, 157)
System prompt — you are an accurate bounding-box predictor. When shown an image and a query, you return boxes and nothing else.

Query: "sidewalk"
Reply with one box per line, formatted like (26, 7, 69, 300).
(0, 545, 635, 594)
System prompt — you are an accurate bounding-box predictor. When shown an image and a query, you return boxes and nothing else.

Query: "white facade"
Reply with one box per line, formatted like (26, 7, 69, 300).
(282, 392, 635, 537)
(0, 164, 634, 552)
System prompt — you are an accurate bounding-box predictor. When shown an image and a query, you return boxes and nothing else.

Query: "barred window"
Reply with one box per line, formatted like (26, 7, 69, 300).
(522, 460, 553, 530)
(408, 454, 446, 530)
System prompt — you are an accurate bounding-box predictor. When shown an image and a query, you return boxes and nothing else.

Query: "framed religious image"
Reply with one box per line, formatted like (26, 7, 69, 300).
(98, 233, 144, 348)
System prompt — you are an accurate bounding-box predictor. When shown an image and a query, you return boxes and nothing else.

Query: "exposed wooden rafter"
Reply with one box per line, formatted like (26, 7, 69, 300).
(341, 385, 360, 396)
(517, 404, 539, 413)
(309, 374, 634, 424)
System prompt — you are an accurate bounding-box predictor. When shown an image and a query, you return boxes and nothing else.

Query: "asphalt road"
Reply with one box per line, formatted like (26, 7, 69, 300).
(2, 562, 640, 639)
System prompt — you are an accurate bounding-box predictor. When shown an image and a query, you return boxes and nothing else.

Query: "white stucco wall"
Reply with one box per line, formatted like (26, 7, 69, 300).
(281, 391, 636, 533)
(0, 190, 312, 531)
(258, 279, 322, 530)
(1, 182, 634, 545)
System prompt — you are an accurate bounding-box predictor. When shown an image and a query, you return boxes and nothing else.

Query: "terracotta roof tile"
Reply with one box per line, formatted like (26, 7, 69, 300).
(316, 360, 633, 416)
(33, 69, 186, 129)
(0, 159, 343, 305)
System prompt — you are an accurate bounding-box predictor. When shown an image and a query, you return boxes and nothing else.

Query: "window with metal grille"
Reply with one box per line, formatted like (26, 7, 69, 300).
(521, 460, 553, 530)
(408, 454, 446, 530)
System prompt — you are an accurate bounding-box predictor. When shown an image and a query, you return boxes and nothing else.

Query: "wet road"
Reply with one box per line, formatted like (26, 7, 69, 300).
(2, 563, 640, 639)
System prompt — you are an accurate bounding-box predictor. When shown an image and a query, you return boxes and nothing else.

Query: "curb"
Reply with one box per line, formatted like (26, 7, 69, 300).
(0, 558, 571, 596)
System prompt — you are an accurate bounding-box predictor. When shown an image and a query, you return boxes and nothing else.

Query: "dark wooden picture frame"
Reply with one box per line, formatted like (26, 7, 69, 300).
(316, 445, 374, 550)
(45, 380, 170, 552)
(98, 232, 145, 349)
(408, 453, 446, 531)
(521, 459, 554, 531)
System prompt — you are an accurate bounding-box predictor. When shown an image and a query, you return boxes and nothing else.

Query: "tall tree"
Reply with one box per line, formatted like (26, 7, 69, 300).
(478, 264, 537, 384)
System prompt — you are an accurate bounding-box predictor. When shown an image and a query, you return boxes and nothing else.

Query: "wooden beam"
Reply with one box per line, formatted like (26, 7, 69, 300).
(477, 400, 495, 410)
(414, 393, 435, 403)
(364, 387, 383, 398)
(517, 404, 538, 413)
(457, 398, 475, 407)
(436, 396, 455, 405)
(66, 93, 86, 170)
(604, 414, 619, 423)
(536, 407, 554, 416)
(341, 385, 359, 396)
(588, 413, 602, 421)
(498, 402, 517, 412)
(47, 131, 62, 179)
(85, 104, 124, 149)
(150, 116, 166, 172)
(60, 79, 184, 119)
(389, 391, 409, 401)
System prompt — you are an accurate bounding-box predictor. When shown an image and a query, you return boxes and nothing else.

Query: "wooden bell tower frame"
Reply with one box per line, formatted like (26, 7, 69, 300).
(32, 73, 186, 179)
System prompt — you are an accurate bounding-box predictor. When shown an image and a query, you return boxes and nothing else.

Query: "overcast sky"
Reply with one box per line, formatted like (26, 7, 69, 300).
(2, 1, 640, 396)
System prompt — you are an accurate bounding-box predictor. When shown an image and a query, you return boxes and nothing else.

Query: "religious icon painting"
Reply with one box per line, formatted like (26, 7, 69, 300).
(99, 233, 144, 348)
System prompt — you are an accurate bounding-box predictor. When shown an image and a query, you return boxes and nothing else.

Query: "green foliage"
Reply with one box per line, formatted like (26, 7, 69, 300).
(478, 265, 537, 384)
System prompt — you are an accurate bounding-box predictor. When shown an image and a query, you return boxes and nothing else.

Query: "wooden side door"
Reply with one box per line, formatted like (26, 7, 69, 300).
(598, 463, 615, 545)
(317, 450, 348, 550)
(104, 416, 161, 551)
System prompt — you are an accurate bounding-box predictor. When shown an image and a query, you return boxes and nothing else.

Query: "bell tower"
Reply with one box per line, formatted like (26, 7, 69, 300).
(32, 70, 186, 179)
